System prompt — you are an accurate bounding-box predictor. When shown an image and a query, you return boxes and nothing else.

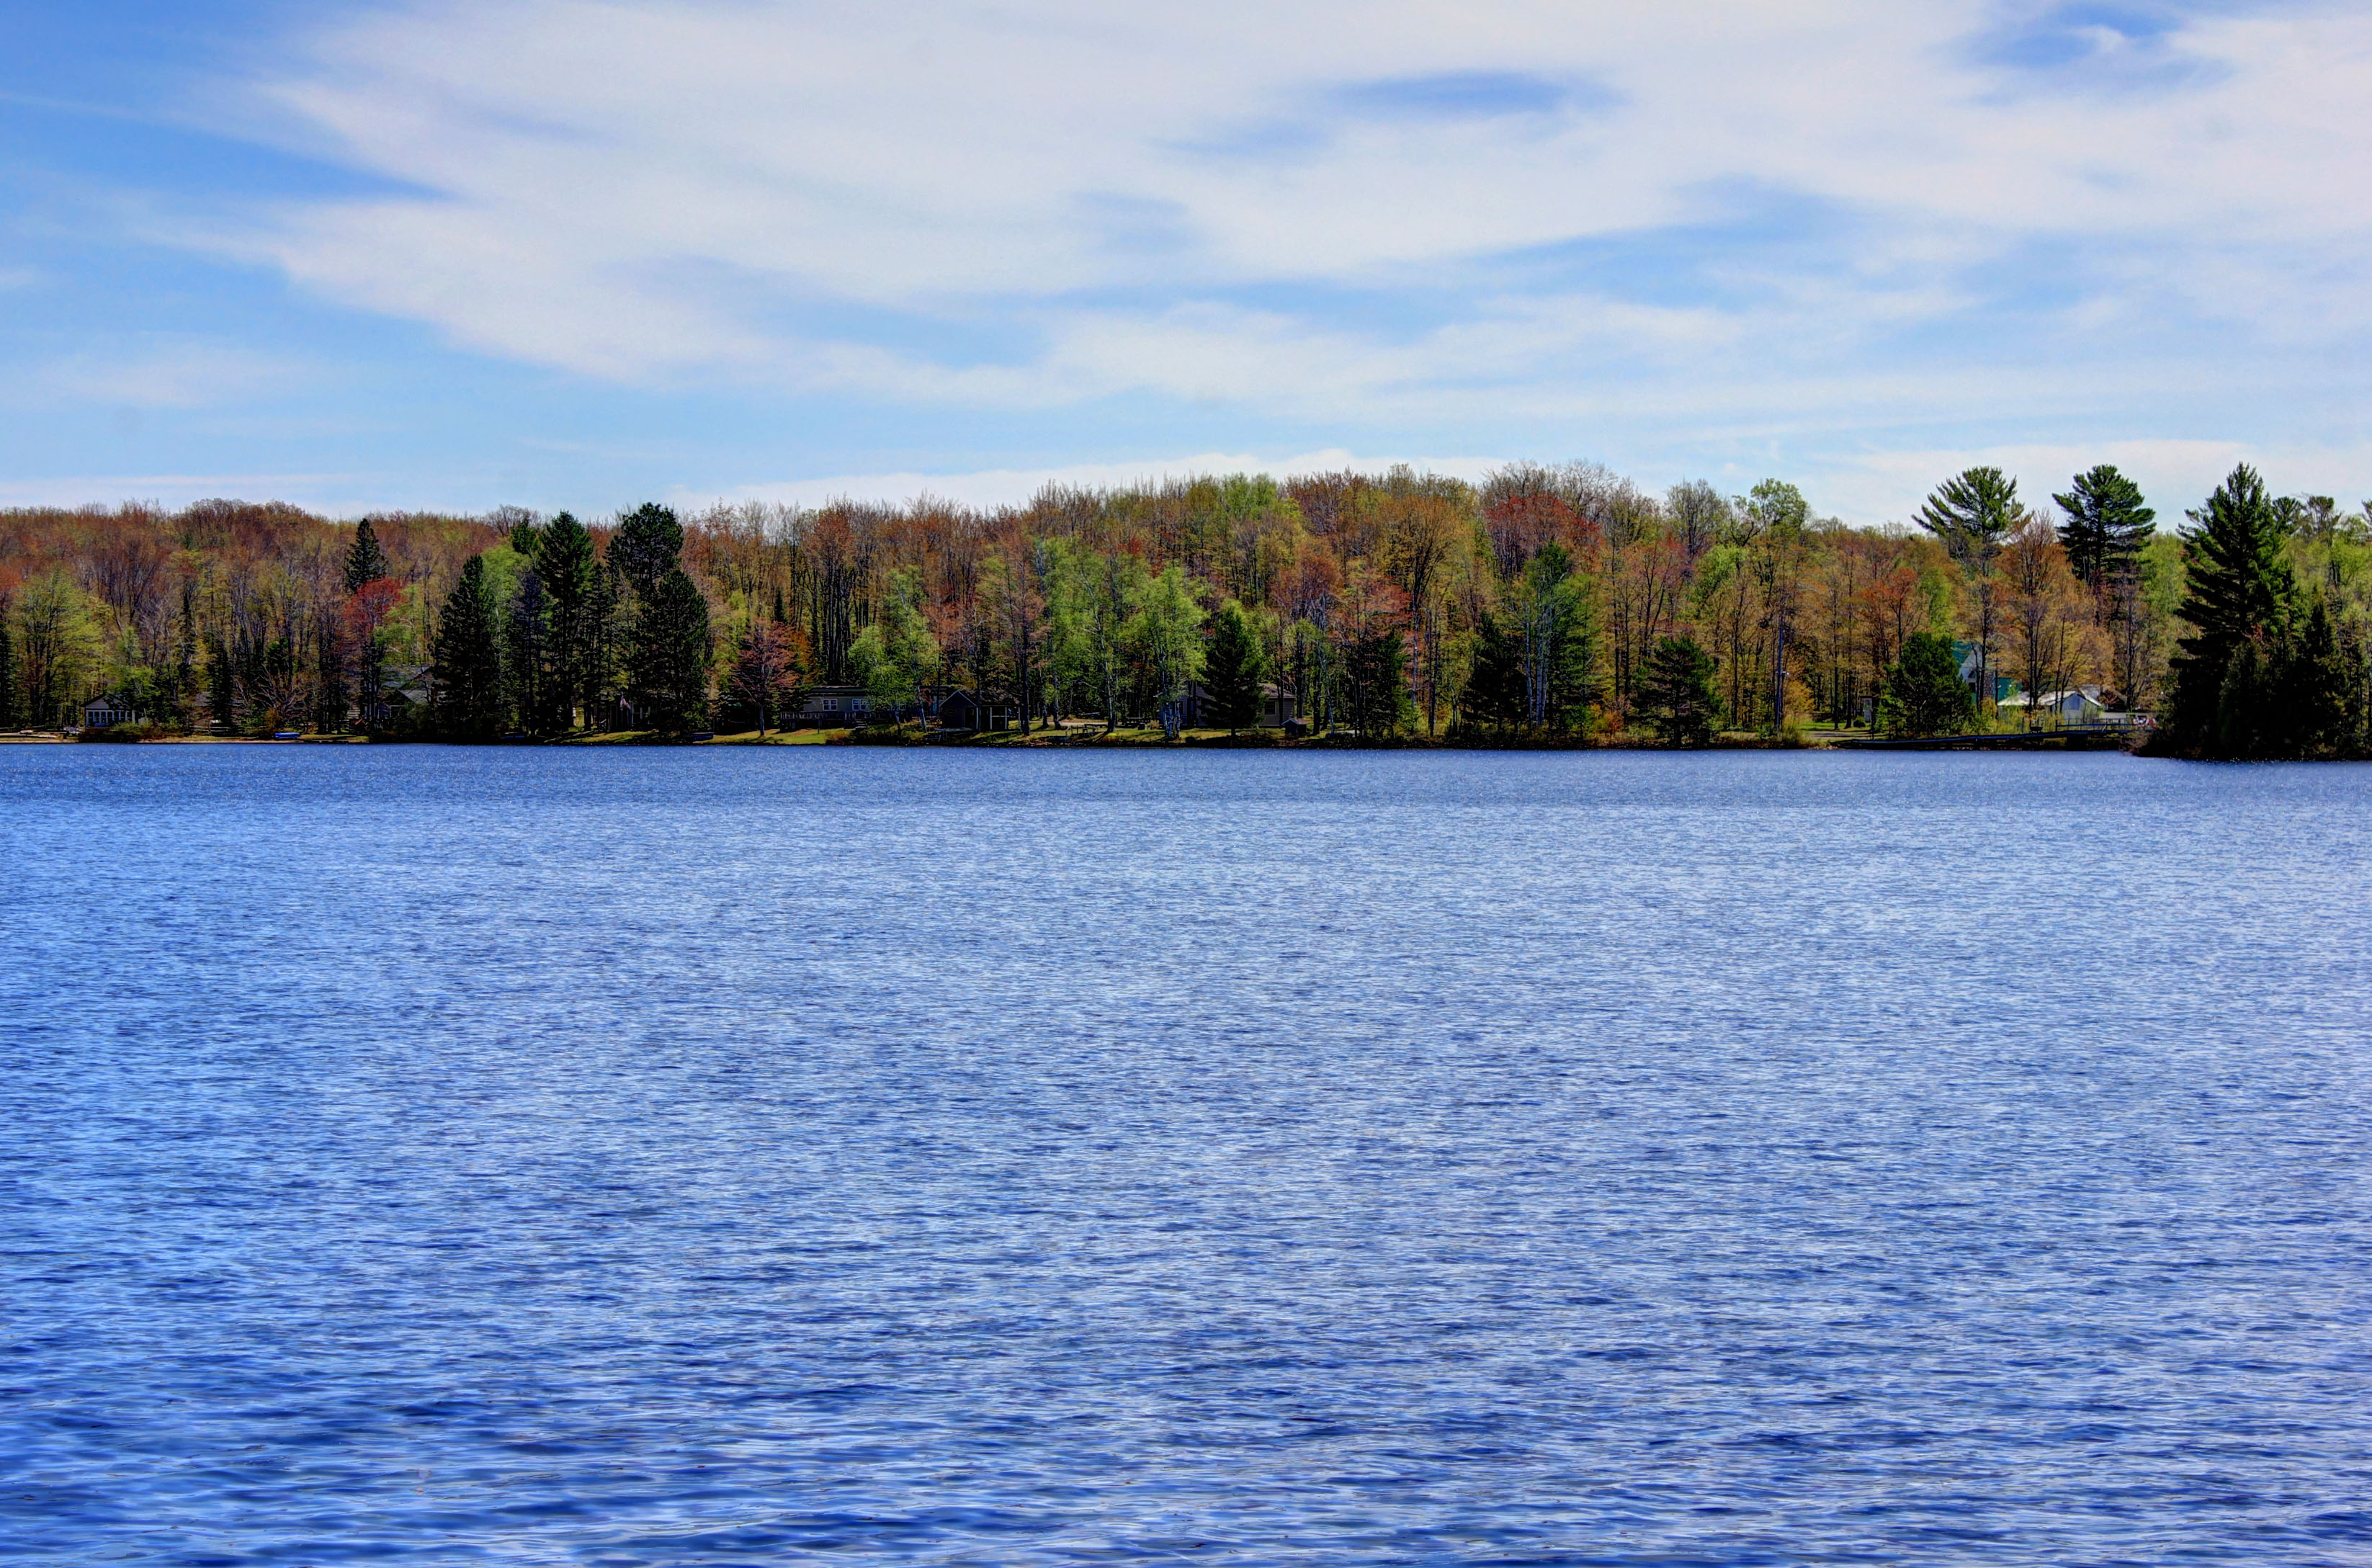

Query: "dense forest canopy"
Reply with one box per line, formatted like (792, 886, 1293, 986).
(4, 461, 2367, 757)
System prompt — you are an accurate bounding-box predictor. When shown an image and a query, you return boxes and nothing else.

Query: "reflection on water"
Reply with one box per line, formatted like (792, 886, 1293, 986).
(4, 747, 2369, 1564)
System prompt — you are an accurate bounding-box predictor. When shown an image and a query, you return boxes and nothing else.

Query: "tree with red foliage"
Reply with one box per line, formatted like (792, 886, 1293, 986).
(344, 577, 403, 730)
(728, 618, 807, 736)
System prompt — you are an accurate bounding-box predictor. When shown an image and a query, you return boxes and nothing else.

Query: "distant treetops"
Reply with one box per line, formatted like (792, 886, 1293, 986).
(6, 460, 2366, 755)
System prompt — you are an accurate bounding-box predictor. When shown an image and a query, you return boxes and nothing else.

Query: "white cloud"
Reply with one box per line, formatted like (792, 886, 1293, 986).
(0, 472, 359, 509)
(17, 341, 308, 411)
(214, 0, 2372, 408)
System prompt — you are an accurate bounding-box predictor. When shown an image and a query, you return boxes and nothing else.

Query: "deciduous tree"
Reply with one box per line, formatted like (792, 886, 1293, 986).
(728, 618, 805, 736)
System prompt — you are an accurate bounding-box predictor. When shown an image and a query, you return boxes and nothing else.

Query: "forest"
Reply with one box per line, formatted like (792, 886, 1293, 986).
(1, 459, 2366, 759)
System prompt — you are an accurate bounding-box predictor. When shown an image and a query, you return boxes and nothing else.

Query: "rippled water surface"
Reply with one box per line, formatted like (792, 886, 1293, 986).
(4, 745, 2371, 1565)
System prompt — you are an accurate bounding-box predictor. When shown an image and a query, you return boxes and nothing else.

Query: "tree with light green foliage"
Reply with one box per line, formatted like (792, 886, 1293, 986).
(1131, 563, 1204, 717)
(15, 572, 101, 728)
(1503, 542, 1595, 731)
(1049, 544, 1147, 732)
(850, 565, 939, 720)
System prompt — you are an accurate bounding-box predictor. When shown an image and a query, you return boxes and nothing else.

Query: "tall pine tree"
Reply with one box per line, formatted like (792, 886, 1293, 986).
(537, 511, 597, 731)
(1464, 611, 1527, 731)
(1201, 601, 1266, 733)
(630, 567, 712, 733)
(1636, 634, 1719, 745)
(1916, 467, 2019, 567)
(611, 503, 684, 604)
(2166, 463, 2293, 754)
(505, 569, 554, 733)
(2053, 465, 2156, 593)
(432, 555, 504, 738)
(0, 596, 17, 730)
(343, 516, 390, 594)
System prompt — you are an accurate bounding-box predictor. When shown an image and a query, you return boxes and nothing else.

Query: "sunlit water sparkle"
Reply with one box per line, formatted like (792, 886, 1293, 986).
(4, 745, 2368, 1565)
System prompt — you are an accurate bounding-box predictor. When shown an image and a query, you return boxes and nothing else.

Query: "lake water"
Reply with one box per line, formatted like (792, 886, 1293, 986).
(4, 745, 2369, 1566)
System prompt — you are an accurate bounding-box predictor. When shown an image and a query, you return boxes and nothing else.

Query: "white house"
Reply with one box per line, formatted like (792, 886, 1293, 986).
(81, 694, 140, 729)
(1998, 684, 2107, 725)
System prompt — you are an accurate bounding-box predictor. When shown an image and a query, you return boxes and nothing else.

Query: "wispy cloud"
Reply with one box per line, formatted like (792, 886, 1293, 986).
(18, 341, 309, 411)
(14, 0, 2352, 520)
(204, 0, 2369, 427)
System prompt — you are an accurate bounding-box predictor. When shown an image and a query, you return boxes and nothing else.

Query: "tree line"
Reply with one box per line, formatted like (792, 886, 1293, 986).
(2, 460, 2366, 757)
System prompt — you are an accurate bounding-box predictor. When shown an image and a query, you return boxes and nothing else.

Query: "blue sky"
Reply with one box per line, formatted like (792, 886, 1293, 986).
(4, 0, 2368, 521)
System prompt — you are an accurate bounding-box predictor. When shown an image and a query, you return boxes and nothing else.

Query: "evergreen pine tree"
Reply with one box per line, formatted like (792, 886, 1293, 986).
(1916, 467, 2019, 567)
(206, 637, 235, 731)
(2278, 598, 2352, 758)
(1202, 601, 1266, 733)
(630, 567, 712, 733)
(1464, 611, 1526, 730)
(1878, 632, 1976, 738)
(505, 570, 552, 733)
(432, 555, 504, 738)
(0, 596, 17, 730)
(537, 511, 596, 730)
(313, 612, 349, 733)
(343, 516, 390, 594)
(2053, 465, 2155, 592)
(2166, 463, 2293, 754)
(611, 503, 684, 604)
(1340, 626, 1408, 740)
(1636, 634, 1719, 745)
(583, 563, 622, 729)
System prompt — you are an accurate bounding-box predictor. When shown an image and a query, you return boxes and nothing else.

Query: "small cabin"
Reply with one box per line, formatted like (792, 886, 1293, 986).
(1181, 681, 1297, 728)
(934, 689, 1019, 733)
(796, 685, 874, 725)
(81, 694, 140, 730)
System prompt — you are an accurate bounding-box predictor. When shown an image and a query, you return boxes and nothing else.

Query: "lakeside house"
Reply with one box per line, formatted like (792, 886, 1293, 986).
(795, 685, 874, 725)
(933, 689, 1019, 733)
(81, 694, 142, 730)
(1181, 681, 1298, 728)
(1998, 685, 2111, 726)
(1952, 642, 2018, 704)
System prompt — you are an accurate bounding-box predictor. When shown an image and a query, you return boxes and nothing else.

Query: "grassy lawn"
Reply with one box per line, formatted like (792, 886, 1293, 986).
(702, 727, 843, 745)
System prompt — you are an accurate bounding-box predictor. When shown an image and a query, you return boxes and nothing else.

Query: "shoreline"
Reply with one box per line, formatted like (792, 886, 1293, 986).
(4, 726, 2141, 753)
